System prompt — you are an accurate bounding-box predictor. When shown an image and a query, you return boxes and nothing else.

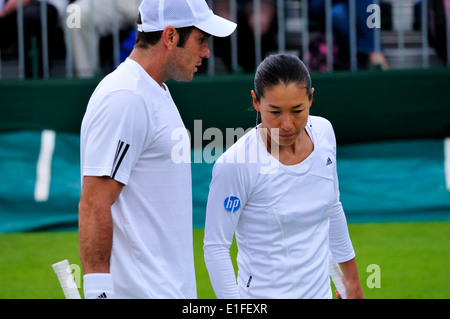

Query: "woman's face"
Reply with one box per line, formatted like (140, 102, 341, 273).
(252, 83, 314, 148)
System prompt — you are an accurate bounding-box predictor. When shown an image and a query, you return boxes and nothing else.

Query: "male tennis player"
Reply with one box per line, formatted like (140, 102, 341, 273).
(79, 0, 236, 299)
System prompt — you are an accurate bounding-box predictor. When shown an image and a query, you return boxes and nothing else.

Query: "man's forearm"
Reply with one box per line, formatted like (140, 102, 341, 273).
(78, 176, 122, 274)
(78, 201, 113, 274)
(339, 257, 365, 299)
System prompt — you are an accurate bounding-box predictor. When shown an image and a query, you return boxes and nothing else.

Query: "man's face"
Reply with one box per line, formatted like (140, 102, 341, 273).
(169, 28, 210, 82)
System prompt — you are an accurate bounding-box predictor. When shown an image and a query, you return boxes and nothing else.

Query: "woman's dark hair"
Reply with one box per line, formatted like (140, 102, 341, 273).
(135, 13, 195, 49)
(254, 54, 312, 102)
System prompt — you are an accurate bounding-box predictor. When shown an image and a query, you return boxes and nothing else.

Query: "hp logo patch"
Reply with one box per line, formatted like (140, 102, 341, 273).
(224, 196, 241, 213)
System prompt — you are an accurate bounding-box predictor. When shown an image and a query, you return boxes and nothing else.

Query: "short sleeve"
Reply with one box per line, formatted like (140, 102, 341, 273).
(82, 90, 152, 185)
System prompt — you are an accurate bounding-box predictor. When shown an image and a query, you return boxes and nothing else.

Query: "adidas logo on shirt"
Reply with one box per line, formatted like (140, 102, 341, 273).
(326, 157, 333, 166)
(96, 292, 108, 299)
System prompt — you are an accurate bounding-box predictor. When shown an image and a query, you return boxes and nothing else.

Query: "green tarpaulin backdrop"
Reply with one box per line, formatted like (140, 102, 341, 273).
(1, 131, 449, 233)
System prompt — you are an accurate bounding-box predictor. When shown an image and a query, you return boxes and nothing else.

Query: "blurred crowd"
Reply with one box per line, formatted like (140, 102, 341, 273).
(0, 0, 448, 78)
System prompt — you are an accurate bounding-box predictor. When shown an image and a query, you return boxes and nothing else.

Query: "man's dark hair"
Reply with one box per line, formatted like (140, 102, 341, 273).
(135, 13, 195, 49)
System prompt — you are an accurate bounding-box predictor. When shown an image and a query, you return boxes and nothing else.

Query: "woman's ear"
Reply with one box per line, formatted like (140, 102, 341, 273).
(251, 90, 260, 112)
(309, 87, 315, 107)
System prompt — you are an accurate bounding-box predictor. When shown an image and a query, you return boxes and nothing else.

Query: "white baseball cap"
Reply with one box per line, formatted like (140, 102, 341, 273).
(137, 0, 237, 37)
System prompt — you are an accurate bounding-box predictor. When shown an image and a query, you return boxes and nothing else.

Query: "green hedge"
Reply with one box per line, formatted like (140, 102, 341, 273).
(1, 68, 449, 144)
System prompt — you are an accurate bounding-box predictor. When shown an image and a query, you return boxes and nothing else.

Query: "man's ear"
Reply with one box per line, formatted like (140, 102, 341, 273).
(162, 26, 178, 49)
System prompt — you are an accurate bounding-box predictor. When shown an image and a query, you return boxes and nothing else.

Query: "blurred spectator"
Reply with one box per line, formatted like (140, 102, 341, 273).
(0, 0, 66, 78)
(212, 0, 278, 73)
(414, 0, 449, 65)
(66, 0, 141, 78)
(309, 0, 388, 71)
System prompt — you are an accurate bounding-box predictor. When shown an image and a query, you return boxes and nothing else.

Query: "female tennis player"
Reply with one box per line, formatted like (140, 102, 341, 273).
(203, 54, 364, 299)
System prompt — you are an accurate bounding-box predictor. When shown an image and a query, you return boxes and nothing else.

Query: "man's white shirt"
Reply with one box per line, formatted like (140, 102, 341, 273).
(80, 58, 196, 298)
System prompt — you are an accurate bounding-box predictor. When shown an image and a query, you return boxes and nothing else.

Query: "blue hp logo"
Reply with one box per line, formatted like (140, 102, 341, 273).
(224, 196, 241, 213)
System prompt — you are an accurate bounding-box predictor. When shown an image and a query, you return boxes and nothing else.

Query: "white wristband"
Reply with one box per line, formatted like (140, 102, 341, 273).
(83, 273, 115, 299)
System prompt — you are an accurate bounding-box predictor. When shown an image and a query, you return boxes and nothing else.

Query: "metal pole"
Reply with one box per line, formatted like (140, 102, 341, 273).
(230, 0, 238, 72)
(17, 0, 25, 79)
(301, 0, 310, 69)
(349, 0, 357, 71)
(447, 0, 450, 67)
(421, 0, 429, 68)
(112, 0, 120, 69)
(64, 0, 73, 78)
(254, 0, 262, 70)
(40, 0, 50, 78)
(325, 0, 333, 72)
(89, 0, 96, 75)
(0, 32, 2, 79)
(373, 0, 381, 68)
(397, 0, 405, 68)
(277, 0, 285, 53)
(0, 0, 3, 78)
